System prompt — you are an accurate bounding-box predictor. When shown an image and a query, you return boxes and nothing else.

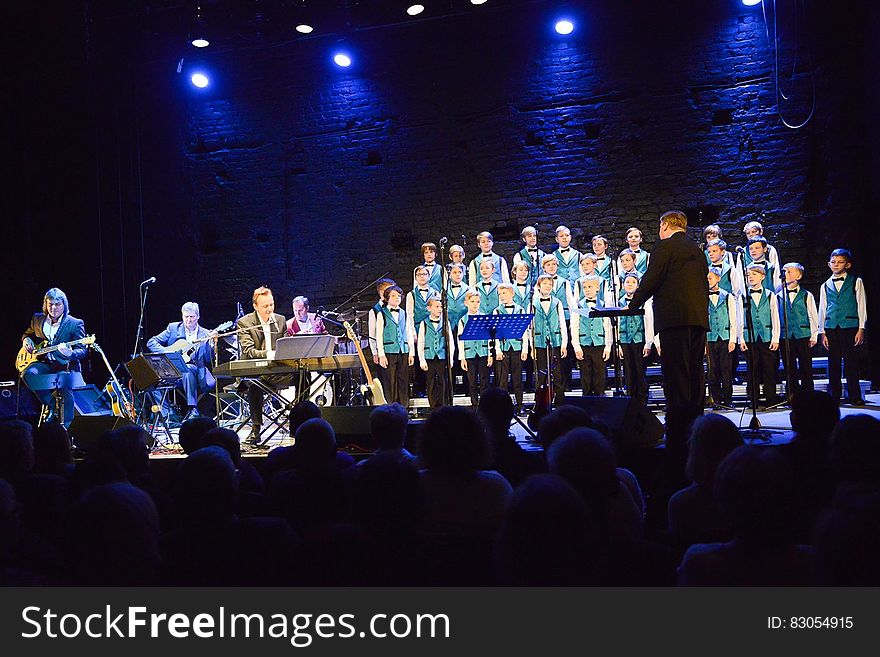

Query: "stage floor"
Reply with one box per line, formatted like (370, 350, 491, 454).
(146, 390, 880, 459)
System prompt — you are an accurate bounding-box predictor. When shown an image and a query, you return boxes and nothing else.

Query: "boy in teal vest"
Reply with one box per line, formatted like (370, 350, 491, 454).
(540, 254, 576, 393)
(706, 267, 740, 407)
(368, 277, 396, 393)
(511, 261, 533, 308)
(458, 288, 494, 407)
(706, 239, 743, 296)
(413, 242, 443, 292)
(618, 272, 654, 407)
(572, 275, 612, 396)
(592, 234, 613, 285)
(737, 237, 781, 292)
(620, 226, 650, 275)
(777, 263, 818, 394)
(742, 220, 781, 272)
(740, 264, 781, 406)
(468, 231, 510, 285)
(493, 283, 531, 411)
(449, 245, 468, 285)
(618, 249, 640, 288)
(512, 226, 545, 288)
(554, 225, 581, 284)
(406, 266, 433, 337)
(532, 274, 569, 401)
(818, 249, 867, 405)
(418, 294, 452, 409)
(476, 259, 501, 315)
(446, 263, 468, 341)
(576, 253, 613, 307)
(375, 285, 414, 408)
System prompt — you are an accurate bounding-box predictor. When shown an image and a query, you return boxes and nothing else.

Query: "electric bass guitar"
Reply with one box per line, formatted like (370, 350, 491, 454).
(343, 320, 386, 405)
(15, 335, 96, 373)
(157, 321, 234, 363)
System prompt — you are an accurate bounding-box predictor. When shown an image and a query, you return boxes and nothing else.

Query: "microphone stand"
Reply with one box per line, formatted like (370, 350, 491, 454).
(330, 272, 391, 315)
(609, 251, 625, 397)
(439, 241, 454, 406)
(132, 282, 151, 359)
(738, 252, 771, 441)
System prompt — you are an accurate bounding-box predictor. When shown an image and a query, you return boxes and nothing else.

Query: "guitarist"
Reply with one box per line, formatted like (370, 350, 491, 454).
(147, 301, 216, 421)
(20, 287, 89, 426)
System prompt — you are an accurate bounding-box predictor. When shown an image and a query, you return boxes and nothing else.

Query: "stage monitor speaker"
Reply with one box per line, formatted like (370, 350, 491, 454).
(319, 406, 424, 452)
(559, 395, 664, 449)
(0, 382, 40, 420)
(68, 415, 152, 453)
(71, 384, 113, 416)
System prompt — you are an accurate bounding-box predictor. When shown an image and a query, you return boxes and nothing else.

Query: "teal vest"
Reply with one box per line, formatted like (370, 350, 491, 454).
(823, 276, 859, 329)
(411, 289, 430, 326)
(711, 260, 734, 294)
(495, 303, 526, 352)
(577, 297, 606, 347)
(554, 248, 581, 283)
(632, 249, 649, 275)
(533, 298, 563, 348)
(447, 285, 467, 329)
(460, 315, 489, 358)
(420, 319, 447, 360)
(552, 278, 570, 320)
(517, 247, 543, 286)
(472, 253, 505, 284)
(423, 263, 443, 292)
(747, 290, 774, 342)
(707, 290, 733, 342)
(779, 288, 812, 339)
(595, 256, 613, 283)
(477, 280, 500, 315)
(381, 306, 409, 354)
(513, 282, 532, 309)
(618, 295, 645, 344)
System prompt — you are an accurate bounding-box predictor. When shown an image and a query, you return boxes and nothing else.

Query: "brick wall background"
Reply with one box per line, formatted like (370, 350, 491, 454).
(5, 0, 878, 382)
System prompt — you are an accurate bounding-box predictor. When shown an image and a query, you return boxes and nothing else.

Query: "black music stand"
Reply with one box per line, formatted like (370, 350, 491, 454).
(125, 353, 186, 445)
(461, 313, 534, 433)
(28, 371, 86, 427)
(583, 305, 645, 398)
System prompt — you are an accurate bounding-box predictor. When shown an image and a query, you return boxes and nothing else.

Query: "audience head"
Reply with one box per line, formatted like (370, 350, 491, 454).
(0, 419, 34, 479)
(830, 414, 880, 486)
(714, 446, 796, 547)
(201, 427, 243, 467)
(289, 400, 322, 435)
(547, 428, 620, 504)
(98, 425, 151, 481)
(789, 390, 839, 444)
(67, 482, 161, 585)
(351, 452, 425, 538)
(293, 418, 338, 471)
(178, 416, 217, 455)
(477, 387, 515, 440)
(814, 489, 880, 585)
(0, 479, 20, 559)
(495, 474, 599, 585)
(538, 405, 592, 452)
(369, 403, 409, 450)
(685, 414, 744, 487)
(176, 446, 238, 524)
(420, 406, 490, 477)
(32, 422, 72, 473)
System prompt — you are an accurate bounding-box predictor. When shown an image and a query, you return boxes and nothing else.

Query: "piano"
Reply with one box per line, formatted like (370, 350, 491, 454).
(213, 354, 362, 378)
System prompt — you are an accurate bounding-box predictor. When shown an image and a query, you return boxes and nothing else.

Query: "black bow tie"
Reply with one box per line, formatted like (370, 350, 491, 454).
(527, 248, 538, 253)
(750, 290, 763, 295)
(482, 281, 492, 286)
(585, 300, 596, 305)
(559, 248, 570, 253)
(552, 275, 558, 280)
(709, 291, 720, 296)
(596, 256, 606, 260)
(391, 308, 400, 312)
(788, 287, 800, 293)
(540, 297, 551, 302)
(832, 277, 845, 282)
(504, 305, 515, 309)
(451, 284, 461, 288)
(516, 283, 527, 287)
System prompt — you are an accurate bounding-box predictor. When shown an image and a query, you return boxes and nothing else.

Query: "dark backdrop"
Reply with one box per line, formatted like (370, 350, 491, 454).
(4, 0, 878, 386)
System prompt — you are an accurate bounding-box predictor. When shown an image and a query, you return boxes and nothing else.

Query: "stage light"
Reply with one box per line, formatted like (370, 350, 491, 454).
(191, 37, 209, 48)
(189, 4, 209, 48)
(407, 4, 425, 16)
(296, 24, 314, 34)
(555, 20, 574, 35)
(333, 53, 352, 68)
(191, 72, 209, 88)
(742, 0, 762, 6)
(470, 0, 488, 5)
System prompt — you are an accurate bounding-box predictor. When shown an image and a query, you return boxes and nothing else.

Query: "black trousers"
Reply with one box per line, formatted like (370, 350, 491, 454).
(424, 358, 448, 409)
(781, 337, 814, 394)
(826, 327, 863, 403)
(464, 356, 491, 407)
(707, 339, 733, 406)
(746, 339, 779, 404)
(577, 345, 607, 396)
(495, 348, 525, 406)
(659, 326, 707, 410)
(385, 353, 410, 407)
(535, 347, 565, 401)
(244, 373, 295, 428)
(620, 341, 648, 407)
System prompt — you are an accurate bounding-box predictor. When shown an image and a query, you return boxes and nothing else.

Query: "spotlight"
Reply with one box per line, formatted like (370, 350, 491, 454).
(189, 4, 209, 48)
(296, 24, 314, 34)
(742, 0, 762, 5)
(191, 72, 209, 88)
(555, 20, 574, 35)
(191, 37, 209, 48)
(333, 53, 352, 68)
(470, 0, 488, 5)
(407, 4, 425, 16)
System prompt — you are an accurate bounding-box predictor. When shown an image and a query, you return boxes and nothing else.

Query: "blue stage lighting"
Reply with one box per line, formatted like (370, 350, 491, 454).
(333, 53, 352, 68)
(191, 72, 209, 88)
(555, 20, 574, 35)
(407, 4, 425, 16)
(191, 38, 209, 48)
(742, 0, 762, 6)
(296, 24, 314, 34)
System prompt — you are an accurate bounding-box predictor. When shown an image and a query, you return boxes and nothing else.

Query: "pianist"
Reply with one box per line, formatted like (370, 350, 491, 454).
(237, 286, 292, 445)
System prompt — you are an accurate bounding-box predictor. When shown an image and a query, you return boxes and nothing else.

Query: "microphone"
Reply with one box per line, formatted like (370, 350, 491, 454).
(439, 237, 448, 246)
(141, 276, 157, 286)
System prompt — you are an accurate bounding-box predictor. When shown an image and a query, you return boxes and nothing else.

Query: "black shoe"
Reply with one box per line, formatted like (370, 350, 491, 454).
(849, 398, 866, 406)
(246, 426, 262, 445)
(182, 408, 200, 422)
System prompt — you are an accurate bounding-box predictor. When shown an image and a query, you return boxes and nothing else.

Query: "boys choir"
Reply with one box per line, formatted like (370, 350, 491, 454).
(365, 221, 867, 413)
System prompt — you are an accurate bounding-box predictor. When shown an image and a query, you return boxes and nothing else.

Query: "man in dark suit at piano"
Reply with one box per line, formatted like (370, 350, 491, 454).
(147, 301, 215, 421)
(237, 286, 290, 444)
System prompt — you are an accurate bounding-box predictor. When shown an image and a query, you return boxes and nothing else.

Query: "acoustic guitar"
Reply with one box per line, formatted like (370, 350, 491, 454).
(343, 320, 386, 405)
(15, 335, 96, 373)
(92, 342, 136, 421)
(157, 321, 234, 363)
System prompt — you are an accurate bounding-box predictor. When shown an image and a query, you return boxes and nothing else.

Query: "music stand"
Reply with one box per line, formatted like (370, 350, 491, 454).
(274, 335, 336, 360)
(28, 371, 86, 427)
